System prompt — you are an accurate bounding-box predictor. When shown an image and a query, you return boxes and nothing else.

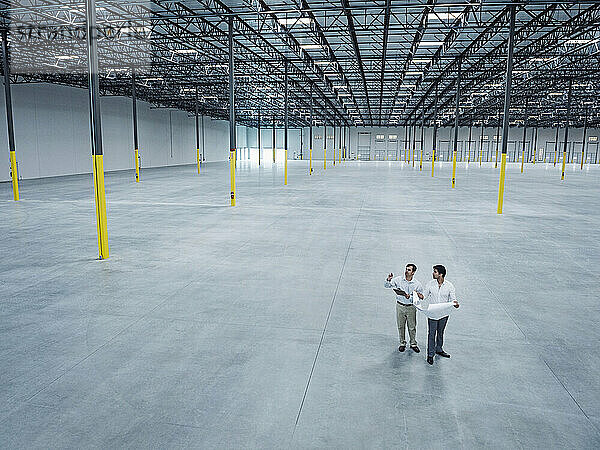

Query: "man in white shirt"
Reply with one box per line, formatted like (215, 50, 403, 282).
(385, 264, 423, 353)
(422, 265, 460, 365)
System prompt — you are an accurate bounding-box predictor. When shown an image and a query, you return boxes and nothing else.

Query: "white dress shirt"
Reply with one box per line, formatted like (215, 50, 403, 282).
(384, 276, 423, 304)
(423, 279, 456, 305)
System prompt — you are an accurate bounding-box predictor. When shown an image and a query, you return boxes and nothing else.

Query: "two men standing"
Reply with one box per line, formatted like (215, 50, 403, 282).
(385, 264, 459, 365)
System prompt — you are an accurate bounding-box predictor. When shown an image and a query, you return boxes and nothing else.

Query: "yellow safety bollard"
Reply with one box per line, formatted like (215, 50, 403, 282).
(419, 148, 423, 171)
(324, 148, 326, 170)
(497, 153, 507, 214)
(561, 151, 566, 180)
(9, 150, 19, 200)
(135, 148, 140, 182)
(196, 148, 200, 174)
(479, 149, 482, 166)
(581, 150, 585, 170)
(495, 148, 498, 168)
(309, 148, 313, 175)
(92, 154, 109, 258)
(451, 150, 457, 188)
(533, 148, 536, 165)
(230, 149, 236, 206)
(431, 149, 435, 177)
(284, 149, 288, 185)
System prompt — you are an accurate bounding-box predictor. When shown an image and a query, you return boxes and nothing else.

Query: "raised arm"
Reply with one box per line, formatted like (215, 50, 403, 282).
(384, 273, 395, 288)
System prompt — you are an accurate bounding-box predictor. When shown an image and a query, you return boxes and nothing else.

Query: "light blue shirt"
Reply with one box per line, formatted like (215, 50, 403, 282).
(384, 276, 423, 304)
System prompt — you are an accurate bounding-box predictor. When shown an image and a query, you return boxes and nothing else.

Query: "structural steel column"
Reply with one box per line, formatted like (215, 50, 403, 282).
(561, 79, 572, 181)
(411, 124, 416, 164)
(195, 88, 200, 174)
(272, 116, 276, 163)
(85, 0, 108, 258)
(2, 31, 18, 201)
(338, 124, 341, 164)
(581, 108, 588, 170)
(284, 60, 288, 185)
(497, 3, 516, 214)
(452, 59, 461, 188)
(309, 87, 313, 174)
(553, 123, 559, 166)
(324, 123, 327, 169)
(479, 122, 484, 166)
(532, 126, 538, 164)
(131, 70, 140, 181)
(406, 124, 411, 162)
(257, 111, 261, 166)
(333, 123, 336, 166)
(495, 124, 500, 167)
(419, 109, 424, 171)
(521, 99, 528, 173)
(432, 88, 438, 177)
(228, 15, 236, 206)
(467, 123, 472, 162)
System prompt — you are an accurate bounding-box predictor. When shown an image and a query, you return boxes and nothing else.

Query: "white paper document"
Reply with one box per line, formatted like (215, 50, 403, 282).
(412, 294, 456, 320)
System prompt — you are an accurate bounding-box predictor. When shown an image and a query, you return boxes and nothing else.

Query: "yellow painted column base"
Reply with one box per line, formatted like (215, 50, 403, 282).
(521, 150, 524, 173)
(92, 154, 109, 259)
(309, 149, 313, 175)
(230, 149, 236, 206)
(431, 150, 435, 177)
(497, 153, 507, 214)
(284, 149, 288, 185)
(135, 149, 140, 182)
(581, 151, 585, 170)
(324, 149, 327, 170)
(561, 151, 567, 180)
(196, 148, 200, 174)
(10, 150, 19, 201)
(451, 150, 457, 188)
(533, 150, 536, 164)
(419, 150, 423, 171)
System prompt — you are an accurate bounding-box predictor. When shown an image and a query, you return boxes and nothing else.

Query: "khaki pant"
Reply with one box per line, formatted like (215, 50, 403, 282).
(396, 303, 417, 347)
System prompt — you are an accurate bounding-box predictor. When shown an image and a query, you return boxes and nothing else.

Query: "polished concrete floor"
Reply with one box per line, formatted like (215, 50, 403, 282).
(1, 158, 599, 448)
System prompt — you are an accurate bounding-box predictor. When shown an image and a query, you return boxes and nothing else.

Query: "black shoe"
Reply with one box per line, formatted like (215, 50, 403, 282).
(427, 356, 434, 365)
(436, 351, 450, 358)
(411, 346, 420, 353)
(398, 345, 406, 352)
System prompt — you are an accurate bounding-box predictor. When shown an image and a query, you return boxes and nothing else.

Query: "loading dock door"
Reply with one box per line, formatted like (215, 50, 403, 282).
(587, 142, 598, 163)
(358, 132, 371, 160)
(387, 138, 398, 160)
(374, 135, 386, 160)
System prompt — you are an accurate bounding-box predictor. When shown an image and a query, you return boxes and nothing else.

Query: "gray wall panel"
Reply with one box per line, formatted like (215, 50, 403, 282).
(0, 83, 230, 183)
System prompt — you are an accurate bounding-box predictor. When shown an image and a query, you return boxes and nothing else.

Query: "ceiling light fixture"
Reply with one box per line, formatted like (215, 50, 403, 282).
(277, 17, 311, 26)
(300, 44, 323, 50)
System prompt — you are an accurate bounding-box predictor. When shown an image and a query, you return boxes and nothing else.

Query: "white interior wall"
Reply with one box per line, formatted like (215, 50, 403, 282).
(0, 83, 231, 182)
(334, 126, 600, 162)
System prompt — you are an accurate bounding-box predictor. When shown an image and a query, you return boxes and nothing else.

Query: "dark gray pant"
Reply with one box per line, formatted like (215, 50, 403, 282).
(427, 316, 449, 357)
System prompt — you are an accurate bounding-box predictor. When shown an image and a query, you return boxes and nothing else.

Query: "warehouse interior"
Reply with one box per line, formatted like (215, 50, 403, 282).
(1, 1, 600, 448)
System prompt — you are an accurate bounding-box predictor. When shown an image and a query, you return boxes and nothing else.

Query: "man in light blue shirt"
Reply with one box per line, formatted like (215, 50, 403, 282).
(385, 264, 423, 352)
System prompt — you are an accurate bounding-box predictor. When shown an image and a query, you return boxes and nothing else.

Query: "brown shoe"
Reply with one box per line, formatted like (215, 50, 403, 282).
(398, 345, 406, 352)
(411, 346, 420, 353)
